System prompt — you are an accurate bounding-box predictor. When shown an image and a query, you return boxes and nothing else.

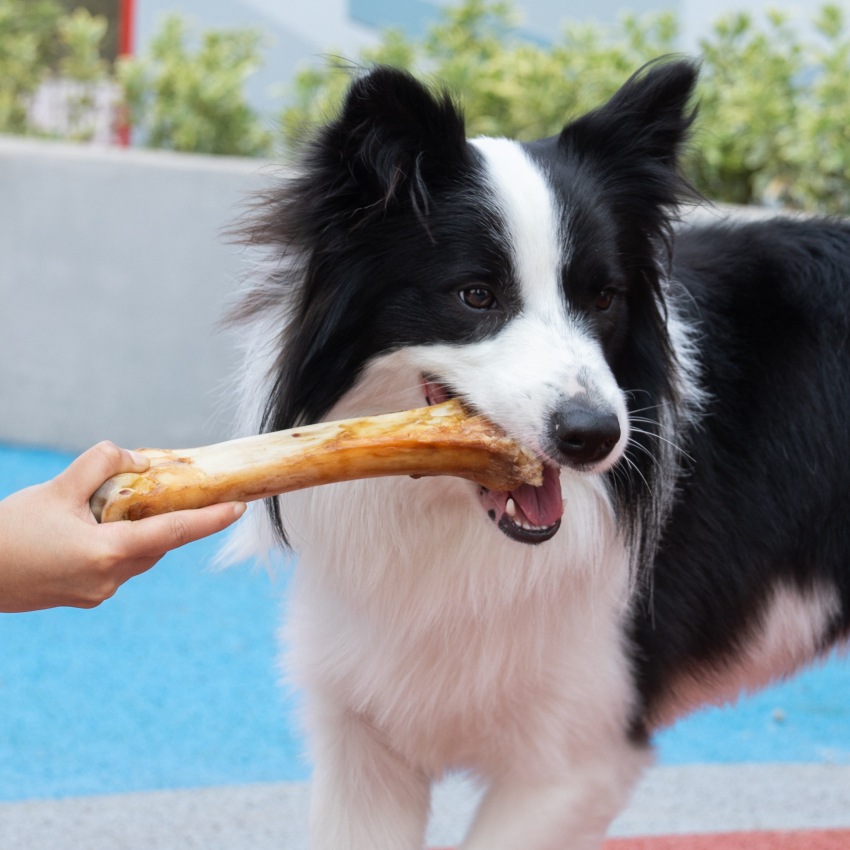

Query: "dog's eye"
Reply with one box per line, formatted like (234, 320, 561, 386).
(460, 286, 498, 311)
(595, 288, 617, 311)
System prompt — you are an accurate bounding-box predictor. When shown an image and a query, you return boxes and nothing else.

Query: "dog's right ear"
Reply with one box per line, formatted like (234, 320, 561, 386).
(307, 66, 470, 226)
(555, 58, 700, 222)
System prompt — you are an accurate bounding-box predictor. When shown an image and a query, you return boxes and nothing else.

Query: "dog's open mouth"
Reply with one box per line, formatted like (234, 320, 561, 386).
(422, 376, 563, 545)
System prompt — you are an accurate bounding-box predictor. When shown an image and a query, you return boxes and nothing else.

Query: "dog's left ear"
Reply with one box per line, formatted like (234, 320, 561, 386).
(559, 58, 699, 205)
(313, 66, 470, 225)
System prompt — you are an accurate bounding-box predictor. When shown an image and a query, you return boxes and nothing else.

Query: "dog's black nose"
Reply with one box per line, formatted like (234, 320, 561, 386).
(551, 403, 621, 466)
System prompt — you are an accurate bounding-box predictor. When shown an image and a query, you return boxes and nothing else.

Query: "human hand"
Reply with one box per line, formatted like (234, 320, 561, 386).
(0, 441, 245, 613)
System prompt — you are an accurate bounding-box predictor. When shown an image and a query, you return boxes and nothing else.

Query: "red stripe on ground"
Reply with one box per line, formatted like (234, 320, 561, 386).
(434, 830, 850, 850)
(604, 830, 850, 849)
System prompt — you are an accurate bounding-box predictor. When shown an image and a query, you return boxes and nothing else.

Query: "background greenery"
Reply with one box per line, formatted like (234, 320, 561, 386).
(116, 13, 271, 157)
(3, 0, 850, 211)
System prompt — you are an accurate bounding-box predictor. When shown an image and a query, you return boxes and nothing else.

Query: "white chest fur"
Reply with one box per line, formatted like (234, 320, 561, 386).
(282, 468, 638, 780)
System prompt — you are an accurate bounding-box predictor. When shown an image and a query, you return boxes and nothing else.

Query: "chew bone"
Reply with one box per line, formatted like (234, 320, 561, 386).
(91, 399, 544, 523)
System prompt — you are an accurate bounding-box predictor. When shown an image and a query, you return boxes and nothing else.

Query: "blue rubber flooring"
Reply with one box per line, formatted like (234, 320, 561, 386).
(1, 443, 848, 802)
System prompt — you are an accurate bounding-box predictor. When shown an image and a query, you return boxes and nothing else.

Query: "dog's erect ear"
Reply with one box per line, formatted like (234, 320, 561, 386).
(559, 58, 699, 201)
(311, 66, 469, 224)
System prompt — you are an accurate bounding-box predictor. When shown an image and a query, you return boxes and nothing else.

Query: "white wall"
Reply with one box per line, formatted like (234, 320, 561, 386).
(0, 136, 270, 452)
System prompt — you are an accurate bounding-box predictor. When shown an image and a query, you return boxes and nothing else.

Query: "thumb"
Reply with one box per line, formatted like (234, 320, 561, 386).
(56, 441, 150, 502)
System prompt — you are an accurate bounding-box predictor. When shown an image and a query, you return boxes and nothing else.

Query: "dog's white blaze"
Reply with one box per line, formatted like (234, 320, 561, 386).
(653, 581, 841, 727)
(471, 137, 568, 319)
(409, 318, 626, 467)
(407, 137, 629, 467)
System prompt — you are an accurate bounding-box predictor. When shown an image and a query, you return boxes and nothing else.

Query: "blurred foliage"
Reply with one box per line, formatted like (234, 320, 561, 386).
(116, 14, 272, 156)
(0, 0, 108, 138)
(59, 7, 108, 83)
(7, 0, 850, 212)
(689, 3, 850, 211)
(285, 0, 850, 214)
(58, 7, 110, 140)
(282, 1, 679, 145)
(0, 0, 64, 133)
(57, 0, 118, 62)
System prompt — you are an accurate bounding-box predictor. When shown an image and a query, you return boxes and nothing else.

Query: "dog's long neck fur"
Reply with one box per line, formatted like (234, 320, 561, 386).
(280, 365, 639, 776)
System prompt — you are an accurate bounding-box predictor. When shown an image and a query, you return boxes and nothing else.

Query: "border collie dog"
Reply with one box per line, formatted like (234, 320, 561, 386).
(229, 59, 850, 849)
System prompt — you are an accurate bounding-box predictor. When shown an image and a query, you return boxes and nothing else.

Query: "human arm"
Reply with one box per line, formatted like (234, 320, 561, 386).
(0, 441, 245, 613)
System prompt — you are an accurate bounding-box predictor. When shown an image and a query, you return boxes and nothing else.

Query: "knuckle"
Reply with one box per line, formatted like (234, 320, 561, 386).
(95, 440, 123, 466)
(168, 515, 194, 550)
(97, 578, 120, 603)
(77, 588, 111, 609)
(77, 571, 120, 608)
(78, 441, 125, 485)
(96, 538, 125, 570)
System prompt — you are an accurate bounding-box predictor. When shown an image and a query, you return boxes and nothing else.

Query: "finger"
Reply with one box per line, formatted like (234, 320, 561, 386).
(114, 501, 247, 560)
(55, 441, 150, 502)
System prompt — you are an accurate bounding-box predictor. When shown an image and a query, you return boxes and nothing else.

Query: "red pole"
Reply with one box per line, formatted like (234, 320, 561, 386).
(118, 0, 135, 58)
(116, 0, 135, 145)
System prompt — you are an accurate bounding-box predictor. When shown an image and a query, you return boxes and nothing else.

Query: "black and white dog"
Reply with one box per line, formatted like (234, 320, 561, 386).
(228, 59, 850, 849)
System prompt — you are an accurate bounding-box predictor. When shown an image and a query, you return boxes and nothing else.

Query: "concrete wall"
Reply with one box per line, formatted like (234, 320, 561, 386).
(0, 136, 272, 453)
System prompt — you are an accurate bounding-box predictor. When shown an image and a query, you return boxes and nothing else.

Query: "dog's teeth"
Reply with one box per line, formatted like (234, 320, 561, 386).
(506, 498, 517, 518)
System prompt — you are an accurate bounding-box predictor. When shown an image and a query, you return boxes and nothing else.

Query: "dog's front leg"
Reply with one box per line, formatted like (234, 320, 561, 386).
(308, 702, 431, 850)
(459, 745, 649, 850)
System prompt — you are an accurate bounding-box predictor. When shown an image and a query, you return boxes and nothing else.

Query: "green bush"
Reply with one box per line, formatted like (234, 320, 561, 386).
(684, 2, 850, 213)
(282, 1, 678, 146)
(779, 4, 850, 213)
(57, 7, 110, 141)
(0, 0, 109, 139)
(116, 14, 272, 157)
(0, 1, 272, 153)
(5, 0, 850, 213)
(284, 0, 850, 214)
(0, 0, 64, 134)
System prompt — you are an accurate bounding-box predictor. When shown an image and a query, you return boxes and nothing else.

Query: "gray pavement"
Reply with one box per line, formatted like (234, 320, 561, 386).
(2, 765, 850, 850)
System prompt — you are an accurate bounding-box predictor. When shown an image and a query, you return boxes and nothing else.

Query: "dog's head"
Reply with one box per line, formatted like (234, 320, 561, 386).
(244, 59, 699, 545)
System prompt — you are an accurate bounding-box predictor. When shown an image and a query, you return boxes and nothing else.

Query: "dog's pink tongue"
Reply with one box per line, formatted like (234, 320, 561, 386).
(512, 463, 563, 526)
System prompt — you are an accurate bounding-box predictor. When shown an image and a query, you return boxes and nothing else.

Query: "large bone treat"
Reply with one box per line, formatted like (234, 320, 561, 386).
(91, 399, 544, 523)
